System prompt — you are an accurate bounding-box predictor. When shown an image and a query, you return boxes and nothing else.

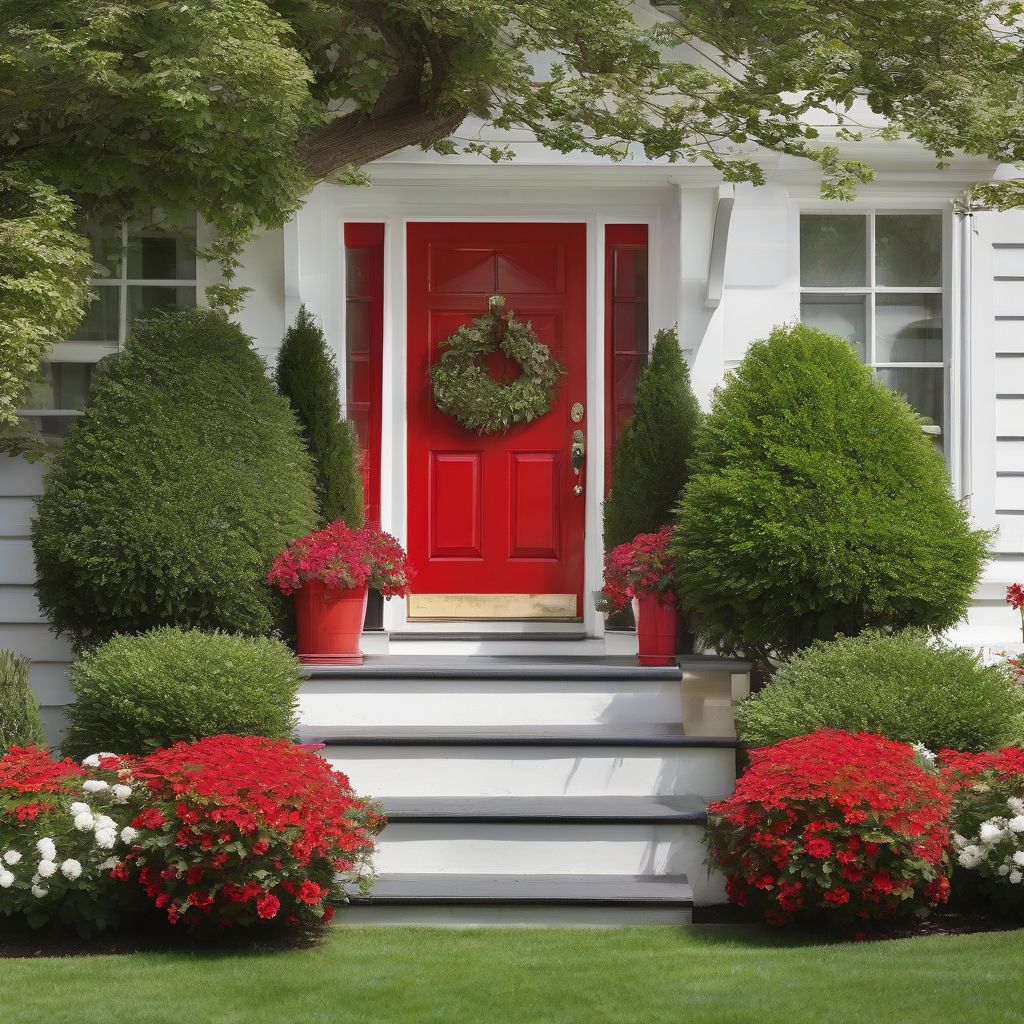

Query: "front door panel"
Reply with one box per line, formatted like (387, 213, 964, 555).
(406, 222, 587, 619)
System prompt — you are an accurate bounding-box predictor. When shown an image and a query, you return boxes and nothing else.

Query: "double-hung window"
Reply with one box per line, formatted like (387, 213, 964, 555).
(799, 212, 947, 449)
(19, 211, 198, 436)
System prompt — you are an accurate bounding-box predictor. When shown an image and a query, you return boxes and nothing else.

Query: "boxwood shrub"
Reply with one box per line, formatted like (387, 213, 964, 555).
(735, 630, 1024, 752)
(32, 308, 318, 645)
(0, 649, 45, 752)
(62, 628, 303, 759)
(673, 323, 990, 659)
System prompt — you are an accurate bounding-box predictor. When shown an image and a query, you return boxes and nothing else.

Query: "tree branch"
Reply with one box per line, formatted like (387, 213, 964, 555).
(300, 101, 469, 179)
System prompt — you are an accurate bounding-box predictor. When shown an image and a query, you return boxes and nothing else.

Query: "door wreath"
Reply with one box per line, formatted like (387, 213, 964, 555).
(430, 295, 565, 434)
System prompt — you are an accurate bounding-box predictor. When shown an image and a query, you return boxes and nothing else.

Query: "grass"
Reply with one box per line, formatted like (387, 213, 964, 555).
(2, 925, 1023, 1024)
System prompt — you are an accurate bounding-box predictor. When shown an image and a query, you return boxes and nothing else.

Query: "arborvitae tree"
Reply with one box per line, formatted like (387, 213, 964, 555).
(275, 306, 365, 527)
(673, 323, 991, 661)
(0, 650, 45, 752)
(603, 326, 703, 549)
(33, 307, 318, 647)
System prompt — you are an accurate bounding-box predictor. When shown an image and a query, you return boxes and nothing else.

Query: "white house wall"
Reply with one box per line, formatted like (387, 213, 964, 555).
(5, 165, 1024, 739)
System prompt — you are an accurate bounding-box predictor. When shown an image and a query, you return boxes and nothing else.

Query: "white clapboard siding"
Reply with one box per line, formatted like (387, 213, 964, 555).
(0, 497, 35, 537)
(993, 321, 1024, 355)
(0, 455, 71, 741)
(997, 439, 1024, 473)
(997, 356, 1024, 395)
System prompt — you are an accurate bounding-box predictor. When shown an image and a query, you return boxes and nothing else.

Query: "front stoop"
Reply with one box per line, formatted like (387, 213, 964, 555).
(301, 654, 748, 926)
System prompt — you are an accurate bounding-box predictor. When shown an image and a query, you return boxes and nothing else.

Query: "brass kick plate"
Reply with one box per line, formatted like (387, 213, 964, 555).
(408, 593, 579, 621)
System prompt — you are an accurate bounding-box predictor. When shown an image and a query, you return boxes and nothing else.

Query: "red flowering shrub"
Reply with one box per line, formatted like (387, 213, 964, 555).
(1007, 583, 1024, 641)
(596, 526, 675, 613)
(115, 735, 384, 928)
(704, 731, 952, 926)
(267, 520, 411, 597)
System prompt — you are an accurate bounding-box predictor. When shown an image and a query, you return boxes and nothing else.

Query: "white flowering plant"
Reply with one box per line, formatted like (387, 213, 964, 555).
(0, 746, 142, 933)
(943, 747, 1024, 912)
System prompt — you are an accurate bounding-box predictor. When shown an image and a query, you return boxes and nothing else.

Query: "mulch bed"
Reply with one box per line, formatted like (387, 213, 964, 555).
(692, 902, 1024, 942)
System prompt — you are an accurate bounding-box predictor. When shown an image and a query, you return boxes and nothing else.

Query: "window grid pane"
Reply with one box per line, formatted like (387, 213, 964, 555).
(27, 214, 197, 432)
(799, 210, 946, 449)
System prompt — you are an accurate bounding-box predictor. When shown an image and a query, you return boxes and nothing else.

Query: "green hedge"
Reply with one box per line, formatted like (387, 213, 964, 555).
(62, 628, 303, 758)
(735, 630, 1024, 752)
(673, 323, 990, 659)
(32, 307, 318, 646)
(603, 326, 702, 549)
(0, 650, 45, 751)
(276, 305, 365, 527)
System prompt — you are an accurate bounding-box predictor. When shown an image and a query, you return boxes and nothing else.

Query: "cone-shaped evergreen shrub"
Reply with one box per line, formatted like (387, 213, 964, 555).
(0, 650, 45, 751)
(32, 307, 318, 646)
(603, 327, 702, 549)
(673, 323, 990, 659)
(275, 306, 365, 527)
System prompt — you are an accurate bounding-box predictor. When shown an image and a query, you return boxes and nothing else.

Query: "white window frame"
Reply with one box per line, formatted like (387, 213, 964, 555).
(20, 217, 199, 422)
(798, 207, 952, 463)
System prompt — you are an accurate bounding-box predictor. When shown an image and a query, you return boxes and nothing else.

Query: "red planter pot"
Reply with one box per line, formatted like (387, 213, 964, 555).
(293, 579, 369, 665)
(634, 592, 679, 667)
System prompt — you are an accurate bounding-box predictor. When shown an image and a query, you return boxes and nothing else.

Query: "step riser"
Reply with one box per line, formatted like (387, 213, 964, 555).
(337, 905, 691, 926)
(387, 639, 610, 658)
(372, 824, 724, 904)
(326, 746, 736, 800)
(300, 680, 686, 727)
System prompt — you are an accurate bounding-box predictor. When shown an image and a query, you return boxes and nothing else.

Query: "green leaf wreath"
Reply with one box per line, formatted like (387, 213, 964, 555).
(430, 295, 565, 434)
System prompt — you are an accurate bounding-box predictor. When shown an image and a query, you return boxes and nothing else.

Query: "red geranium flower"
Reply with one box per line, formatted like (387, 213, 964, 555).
(256, 892, 280, 919)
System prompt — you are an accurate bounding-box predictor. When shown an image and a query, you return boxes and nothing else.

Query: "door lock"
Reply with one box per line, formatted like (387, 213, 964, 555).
(571, 429, 585, 496)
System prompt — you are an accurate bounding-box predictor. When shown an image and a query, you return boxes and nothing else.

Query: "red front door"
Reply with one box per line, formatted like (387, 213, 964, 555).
(406, 222, 587, 620)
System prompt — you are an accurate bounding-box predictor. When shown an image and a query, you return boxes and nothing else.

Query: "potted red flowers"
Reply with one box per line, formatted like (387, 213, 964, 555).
(268, 521, 411, 664)
(597, 526, 678, 666)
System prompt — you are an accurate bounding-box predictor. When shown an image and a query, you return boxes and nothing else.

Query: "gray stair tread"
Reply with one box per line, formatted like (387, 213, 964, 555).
(344, 873, 693, 907)
(305, 655, 683, 681)
(303, 723, 739, 747)
(380, 795, 707, 823)
(305, 654, 752, 681)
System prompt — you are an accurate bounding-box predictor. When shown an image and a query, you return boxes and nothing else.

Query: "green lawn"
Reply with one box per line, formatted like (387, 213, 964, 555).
(2, 925, 1022, 1024)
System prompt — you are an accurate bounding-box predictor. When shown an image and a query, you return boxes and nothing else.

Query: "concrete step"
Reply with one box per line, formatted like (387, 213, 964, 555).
(300, 656, 748, 730)
(341, 872, 693, 926)
(371, 820, 718, 903)
(313, 724, 739, 800)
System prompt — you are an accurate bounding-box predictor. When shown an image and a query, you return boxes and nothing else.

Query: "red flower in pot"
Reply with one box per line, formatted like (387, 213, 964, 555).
(268, 521, 412, 665)
(596, 526, 678, 666)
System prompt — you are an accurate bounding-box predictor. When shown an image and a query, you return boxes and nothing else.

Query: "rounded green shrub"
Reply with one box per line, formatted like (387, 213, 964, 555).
(735, 630, 1024, 752)
(32, 307, 318, 646)
(673, 323, 991, 659)
(0, 649, 45, 751)
(62, 628, 303, 758)
(275, 305, 365, 527)
(603, 326, 702, 549)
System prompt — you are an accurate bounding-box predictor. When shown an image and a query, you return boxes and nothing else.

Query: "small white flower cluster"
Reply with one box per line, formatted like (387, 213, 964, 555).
(912, 741, 938, 767)
(0, 756, 138, 905)
(954, 796, 1024, 886)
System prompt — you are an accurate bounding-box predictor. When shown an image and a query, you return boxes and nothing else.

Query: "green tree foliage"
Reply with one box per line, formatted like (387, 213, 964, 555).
(604, 327, 702, 549)
(276, 306, 365, 527)
(0, 650, 46, 752)
(63, 628, 303, 758)
(32, 308, 318, 647)
(735, 631, 1024, 753)
(0, 172, 91, 426)
(673, 323, 991, 660)
(7, 1, 1024, 423)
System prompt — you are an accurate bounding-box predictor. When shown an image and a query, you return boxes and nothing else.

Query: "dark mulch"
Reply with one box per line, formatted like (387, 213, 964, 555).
(692, 902, 1024, 942)
(0, 915, 323, 959)
(2, 905, 1020, 958)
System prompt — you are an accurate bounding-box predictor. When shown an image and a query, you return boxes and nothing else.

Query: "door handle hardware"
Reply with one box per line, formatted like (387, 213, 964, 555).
(571, 429, 585, 486)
